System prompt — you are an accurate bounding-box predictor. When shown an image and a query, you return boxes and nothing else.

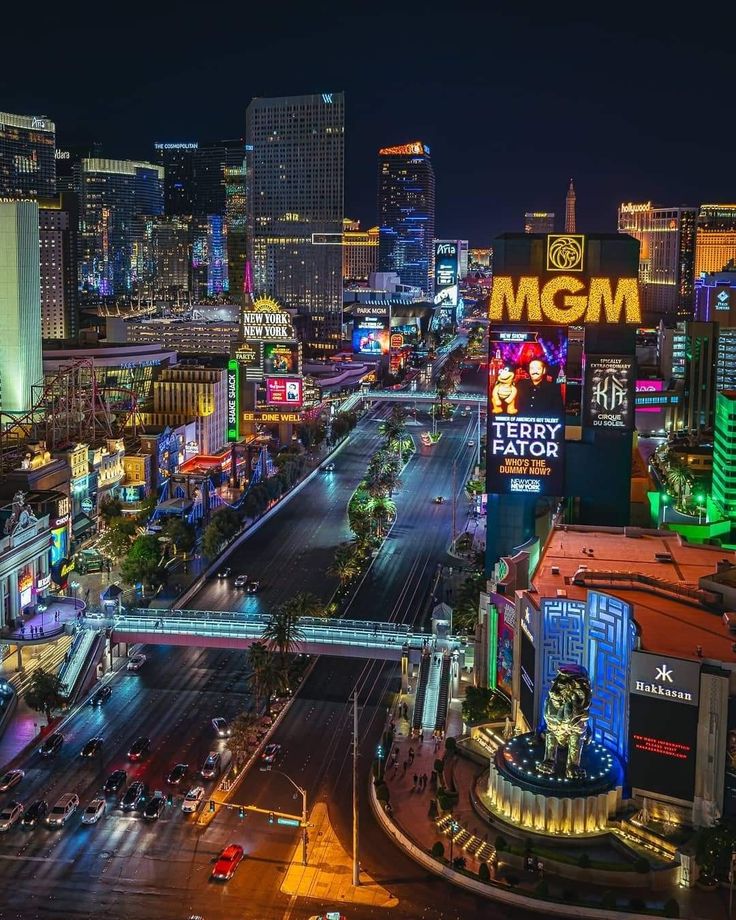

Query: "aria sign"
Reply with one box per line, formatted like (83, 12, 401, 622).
(489, 276, 642, 325)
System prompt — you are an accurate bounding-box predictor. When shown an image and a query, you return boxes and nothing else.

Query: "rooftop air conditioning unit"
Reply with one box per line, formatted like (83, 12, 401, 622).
(551, 565, 560, 575)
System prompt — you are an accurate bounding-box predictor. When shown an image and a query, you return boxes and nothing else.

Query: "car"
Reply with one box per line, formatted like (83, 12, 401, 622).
(432, 496, 445, 504)
(143, 791, 166, 820)
(0, 801, 24, 832)
(0, 770, 24, 792)
(200, 751, 221, 779)
(233, 574, 248, 588)
(80, 737, 104, 759)
(166, 763, 189, 785)
(181, 785, 205, 813)
(81, 798, 106, 825)
(38, 731, 64, 757)
(211, 843, 244, 881)
(321, 461, 335, 472)
(103, 769, 127, 795)
(246, 579, 261, 594)
(128, 736, 151, 761)
(307, 914, 348, 920)
(217, 567, 232, 579)
(212, 717, 231, 738)
(468, 440, 476, 448)
(120, 781, 147, 812)
(22, 799, 48, 827)
(89, 685, 112, 705)
(260, 743, 281, 770)
(47, 793, 79, 827)
(126, 653, 147, 672)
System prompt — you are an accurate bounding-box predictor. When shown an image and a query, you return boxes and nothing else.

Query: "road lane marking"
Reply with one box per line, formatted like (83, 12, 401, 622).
(0, 853, 76, 863)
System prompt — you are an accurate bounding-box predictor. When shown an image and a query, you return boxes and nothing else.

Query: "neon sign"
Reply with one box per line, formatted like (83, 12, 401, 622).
(226, 360, 239, 442)
(489, 276, 642, 325)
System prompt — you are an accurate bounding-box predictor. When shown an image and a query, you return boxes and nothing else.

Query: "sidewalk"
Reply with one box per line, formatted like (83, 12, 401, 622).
(4, 596, 84, 644)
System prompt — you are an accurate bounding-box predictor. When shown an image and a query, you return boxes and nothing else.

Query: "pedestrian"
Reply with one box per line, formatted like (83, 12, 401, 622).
(39, 626, 43, 637)
(413, 773, 418, 788)
(402, 760, 407, 776)
(419, 730, 424, 744)
(408, 746, 414, 762)
(422, 772, 428, 789)
(20, 625, 25, 638)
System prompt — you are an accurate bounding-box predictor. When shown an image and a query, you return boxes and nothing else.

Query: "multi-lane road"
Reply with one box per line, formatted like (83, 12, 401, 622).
(0, 374, 536, 920)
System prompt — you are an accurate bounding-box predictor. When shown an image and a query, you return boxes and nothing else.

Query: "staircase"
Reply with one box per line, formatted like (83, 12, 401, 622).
(411, 652, 431, 731)
(436, 813, 495, 863)
(58, 629, 99, 699)
(434, 655, 451, 732)
(420, 653, 444, 731)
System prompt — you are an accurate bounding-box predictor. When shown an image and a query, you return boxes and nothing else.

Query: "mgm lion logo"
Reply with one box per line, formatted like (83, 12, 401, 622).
(538, 664, 592, 780)
(547, 234, 585, 272)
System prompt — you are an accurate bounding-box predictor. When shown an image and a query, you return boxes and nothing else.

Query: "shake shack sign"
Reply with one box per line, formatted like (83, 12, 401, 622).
(630, 651, 700, 707)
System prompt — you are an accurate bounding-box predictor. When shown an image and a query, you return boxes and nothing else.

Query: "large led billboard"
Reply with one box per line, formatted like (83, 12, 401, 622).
(263, 343, 299, 375)
(352, 321, 389, 355)
(266, 377, 303, 407)
(627, 652, 701, 802)
(434, 240, 459, 308)
(583, 355, 636, 430)
(487, 326, 566, 495)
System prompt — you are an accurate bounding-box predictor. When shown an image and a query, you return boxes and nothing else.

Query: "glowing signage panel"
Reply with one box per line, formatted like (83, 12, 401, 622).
(583, 355, 636, 430)
(266, 378, 303, 407)
(434, 240, 459, 307)
(489, 276, 642, 325)
(227, 359, 239, 442)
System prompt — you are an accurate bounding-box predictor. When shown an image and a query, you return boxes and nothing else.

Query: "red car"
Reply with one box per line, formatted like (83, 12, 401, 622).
(211, 843, 244, 881)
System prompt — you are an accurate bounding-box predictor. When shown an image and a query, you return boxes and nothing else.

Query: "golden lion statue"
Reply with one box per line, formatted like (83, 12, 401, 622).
(537, 665, 592, 780)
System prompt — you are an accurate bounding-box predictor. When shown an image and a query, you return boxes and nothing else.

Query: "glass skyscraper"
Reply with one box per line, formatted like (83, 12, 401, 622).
(247, 92, 344, 354)
(0, 111, 56, 199)
(77, 158, 164, 297)
(378, 141, 435, 297)
(154, 142, 198, 215)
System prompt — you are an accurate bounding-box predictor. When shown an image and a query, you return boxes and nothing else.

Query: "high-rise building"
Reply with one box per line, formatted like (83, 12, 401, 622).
(617, 201, 697, 321)
(524, 212, 555, 234)
(342, 219, 379, 282)
(194, 140, 245, 217)
(695, 205, 736, 276)
(77, 158, 164, 297)
(144, 216, 192, 298)
(0, 201, 43, 413)
(378, 141, 435, 297)
(565, 179, 576, 233)
(55, 142, 103, 195)
(0, 112, 56, 199)
(247, 93, 344, 354)
(225, 160, 247, 297)
(712, 390, 736, 518)
(38, 194, 79, 339)
(153, 142, 198, 215)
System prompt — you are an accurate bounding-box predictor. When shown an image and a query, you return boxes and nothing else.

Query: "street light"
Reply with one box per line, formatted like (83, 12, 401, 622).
(694, 492, 706, 525)
(660, 493, 671, 528)
(376, 743, 384, 780)
(70, 580, 81, 608)
(37, 602, 47, 632)
(448, 817, 459, 866)
(270, 769, 308, 866)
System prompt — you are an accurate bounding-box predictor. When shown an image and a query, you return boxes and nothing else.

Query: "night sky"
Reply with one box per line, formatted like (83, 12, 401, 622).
(3, 3, 734, 245)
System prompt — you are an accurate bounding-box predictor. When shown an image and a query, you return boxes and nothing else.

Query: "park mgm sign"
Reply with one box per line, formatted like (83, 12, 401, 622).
(489, 235, 642, 326)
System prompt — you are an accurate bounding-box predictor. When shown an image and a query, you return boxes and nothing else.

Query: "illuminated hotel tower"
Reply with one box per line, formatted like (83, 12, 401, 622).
(565, 179, 576, 233)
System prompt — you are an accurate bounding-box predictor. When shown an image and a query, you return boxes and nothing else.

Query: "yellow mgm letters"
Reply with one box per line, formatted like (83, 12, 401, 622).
(489, 276, 642, 325)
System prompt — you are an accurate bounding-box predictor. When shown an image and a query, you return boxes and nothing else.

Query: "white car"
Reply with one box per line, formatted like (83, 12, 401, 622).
(47, 793, 79, 827)
(234, 574, 248, 588)
(181, 786, 205, 813)
(0, 801, 23, 831)
(81, 798, 106, 825)
(127, 654, 147, 672)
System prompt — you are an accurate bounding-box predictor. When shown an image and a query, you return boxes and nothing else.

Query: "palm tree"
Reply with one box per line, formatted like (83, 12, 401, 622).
(379, 406, 408, 457)
(247, 641, 284, 716)
(261, 607, 304, 670)
(366, 495, 397, 537)
(227, 711, 261, 768)
(666, 459, 693, 506)
(328, 543, 361, 586)
(283, 591, 327, 620)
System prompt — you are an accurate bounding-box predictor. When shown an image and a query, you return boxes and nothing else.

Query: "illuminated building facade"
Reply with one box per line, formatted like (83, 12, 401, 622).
(77, 158, 164, 297)
(142, 365, 228, 455)
(224, 161, 247, 297)
(342, 219, 379, 281)
(0, 111, 56, 199)
(193, 140, 244, 216)
(38, 195, 79, 339)
(144, 216, 192, 297)
(713, 390, 736, 518)
(618, 201, 697, 321)
(0, 200, 43, 413)
(524, 212, 555, 234)
(378, 141, 435, 296)
(154, 142, 197, 215)
(247, 93, 344, 355)
(695, 204, 736, 276)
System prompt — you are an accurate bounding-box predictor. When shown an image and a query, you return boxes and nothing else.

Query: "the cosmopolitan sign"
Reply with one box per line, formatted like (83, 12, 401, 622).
(489, 276, 642, 325)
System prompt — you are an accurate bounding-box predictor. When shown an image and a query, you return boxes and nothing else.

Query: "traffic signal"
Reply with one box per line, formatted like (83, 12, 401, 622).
(268, 812, 275, 824)
(209, 800, 216, 813)
(238, 807, 245, 819)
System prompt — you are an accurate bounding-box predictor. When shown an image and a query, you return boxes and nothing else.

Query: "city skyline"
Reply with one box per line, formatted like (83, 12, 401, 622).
(2, 5, 734, 245)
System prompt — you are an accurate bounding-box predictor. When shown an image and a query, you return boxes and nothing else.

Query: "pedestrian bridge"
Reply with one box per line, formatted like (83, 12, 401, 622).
(89, 608, 471, 664)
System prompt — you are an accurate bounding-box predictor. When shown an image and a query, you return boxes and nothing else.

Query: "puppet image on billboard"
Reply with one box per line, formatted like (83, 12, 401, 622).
(488, 326, 567, 496)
